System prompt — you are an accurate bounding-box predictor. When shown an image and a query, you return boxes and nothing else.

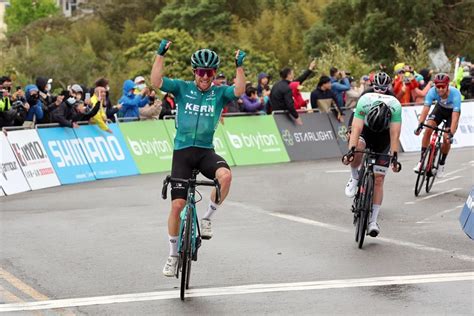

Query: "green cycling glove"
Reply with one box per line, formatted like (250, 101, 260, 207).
(235, 50, 246, 67)
(157, 39, 172, 56)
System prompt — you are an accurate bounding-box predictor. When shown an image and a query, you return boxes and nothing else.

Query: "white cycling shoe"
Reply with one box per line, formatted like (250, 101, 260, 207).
(368, 221, 380, 237)
(162, 256, 178, 277)
(345, 177, 358, 198)
(413, 161, 421, 173)
(437, 165, 446, 178)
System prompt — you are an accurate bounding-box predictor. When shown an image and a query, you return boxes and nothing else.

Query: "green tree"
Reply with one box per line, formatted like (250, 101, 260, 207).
(153, 0, 232, 39)
(5, 0, 59, 34)
(392, 30, 432, 72)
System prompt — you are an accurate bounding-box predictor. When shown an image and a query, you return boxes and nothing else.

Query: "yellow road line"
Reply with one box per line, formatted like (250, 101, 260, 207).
(0, 267, 49, 301)
(0, 285, 44, 316)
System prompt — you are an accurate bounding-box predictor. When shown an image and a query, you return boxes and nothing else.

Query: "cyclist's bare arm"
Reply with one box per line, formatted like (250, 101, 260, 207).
(418, 104, 431, 124)
(348, 117, 364, 149)
(234, 66, 246, 97)
(389, 122, 401, 153)
(450, 111, 460, 134)
(151, 55, 165, 89)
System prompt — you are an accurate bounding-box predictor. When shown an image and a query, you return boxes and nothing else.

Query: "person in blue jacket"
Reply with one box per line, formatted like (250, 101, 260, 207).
(118, 79, 150, 119)
(24, 85, 44, 124)
(330, 67, 351, 109)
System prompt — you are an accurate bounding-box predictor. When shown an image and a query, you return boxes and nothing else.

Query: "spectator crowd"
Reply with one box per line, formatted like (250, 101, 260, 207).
(1, 60, 473, 130)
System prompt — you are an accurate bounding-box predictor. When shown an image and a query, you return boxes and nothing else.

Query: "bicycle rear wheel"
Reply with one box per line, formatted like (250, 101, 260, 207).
(414, 147, 429, 197)
(180, 209, 193, 300)
(358, 172, 373, 249)
(426, 146, 441, 193)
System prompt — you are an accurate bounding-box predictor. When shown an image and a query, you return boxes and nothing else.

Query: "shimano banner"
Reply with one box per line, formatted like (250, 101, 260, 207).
(6, 129, 60, 190)
(222, 116, 289, 165)
(400, 102, 474, 152)
(73, 124, 139, 179)
(37, 127, 96, 184)
(119, 120, 173, 173)
(0, 133, 30, 195)
(163, 119, 236, 166)
(274, 112, 342, 161)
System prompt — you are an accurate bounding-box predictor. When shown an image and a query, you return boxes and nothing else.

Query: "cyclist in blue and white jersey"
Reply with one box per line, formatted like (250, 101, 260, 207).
(151, 40, 246, 277)
(414, 73, 462, 178)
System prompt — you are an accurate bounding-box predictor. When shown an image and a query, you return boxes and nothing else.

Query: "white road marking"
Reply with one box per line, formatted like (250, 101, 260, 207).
(325, 170, 350, 173)
(417, 205, 464, 224)
(434, 176, 463, 185)
(443, 168, 468, 178)
(226, 201, 474, 263)
(0, 272, 472, 312)
(404, 188, 461, 204)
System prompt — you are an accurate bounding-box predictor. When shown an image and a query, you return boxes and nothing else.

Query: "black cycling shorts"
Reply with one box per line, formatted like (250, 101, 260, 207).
(170, 147, 230, 200)
(427, 104, 454, 128)
(359, 126, 391, 170)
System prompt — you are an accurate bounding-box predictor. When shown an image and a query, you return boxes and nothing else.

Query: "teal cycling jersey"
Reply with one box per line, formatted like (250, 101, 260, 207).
(161, 77, 237, 150)
(354, 93, 402, 125)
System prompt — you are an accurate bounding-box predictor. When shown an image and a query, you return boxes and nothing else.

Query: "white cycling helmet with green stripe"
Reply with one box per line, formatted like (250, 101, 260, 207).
(191, 49, 220, 69)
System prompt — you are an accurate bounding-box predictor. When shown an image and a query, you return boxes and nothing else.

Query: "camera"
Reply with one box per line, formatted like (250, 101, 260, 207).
(11, 100, 25, 108)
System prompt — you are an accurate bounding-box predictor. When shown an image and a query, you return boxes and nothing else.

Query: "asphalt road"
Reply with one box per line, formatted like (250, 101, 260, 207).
(0, 148, 473, 315)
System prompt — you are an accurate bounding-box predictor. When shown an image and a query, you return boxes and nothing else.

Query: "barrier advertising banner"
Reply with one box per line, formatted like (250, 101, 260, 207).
(6, 129, 60, 190)
(0, 133, 30, 195)
(400, 102, 474, 152)
(274, 112, 343, 161)
(119, 120, 173, 173)
(459, 186, 474, 240)
(327, 112, 350, 155)
(73, 124, 139, 179)
(36, 127, 96, 184)
(163, 119, 235, 166)
(222, 116, 289, 165)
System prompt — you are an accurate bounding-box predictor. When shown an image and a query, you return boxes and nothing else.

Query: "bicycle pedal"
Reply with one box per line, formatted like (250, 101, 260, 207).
(195, 236, 202, 249)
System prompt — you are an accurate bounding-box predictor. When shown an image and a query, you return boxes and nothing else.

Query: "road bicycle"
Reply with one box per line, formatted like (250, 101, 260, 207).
(343, 149, 401, 249)
(414, 120, 450, 196)
(162, 170, 221, 300)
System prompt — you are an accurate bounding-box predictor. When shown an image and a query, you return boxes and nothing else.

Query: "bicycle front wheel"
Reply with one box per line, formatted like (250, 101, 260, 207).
(426, 146, 441, 193)
(180, 209, 193, 300)
(414, 147, 429, 197)
(357, 171, 373, 249)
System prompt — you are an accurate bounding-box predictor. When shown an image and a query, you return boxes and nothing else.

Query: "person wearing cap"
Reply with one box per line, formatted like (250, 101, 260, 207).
(23, 84, 44, 127)
(52, 90, 101, 129)
(310, 75, 343, 122)
(214, 72, 227, 86)
(329, 67, 351, 109)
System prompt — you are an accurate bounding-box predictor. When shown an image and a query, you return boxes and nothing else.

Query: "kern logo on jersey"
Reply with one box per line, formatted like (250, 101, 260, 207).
(184, 103, 215, 116)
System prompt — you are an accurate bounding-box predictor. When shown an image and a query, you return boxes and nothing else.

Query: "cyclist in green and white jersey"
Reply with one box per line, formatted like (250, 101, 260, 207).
(342, 93, 402, 237)
(150, 39, 246, 276)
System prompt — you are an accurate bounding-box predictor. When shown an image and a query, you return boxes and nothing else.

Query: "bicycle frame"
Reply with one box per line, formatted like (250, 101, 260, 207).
(424, 122, 446, 173)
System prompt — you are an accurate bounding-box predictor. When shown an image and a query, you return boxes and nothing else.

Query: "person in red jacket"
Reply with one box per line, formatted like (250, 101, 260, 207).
(289, 81, 309, 110)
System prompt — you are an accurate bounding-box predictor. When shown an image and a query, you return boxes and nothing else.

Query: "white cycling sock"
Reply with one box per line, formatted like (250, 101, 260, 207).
(203, 200, 219, 220)
(351, 167, 359, 180)
(169, 235, 178, 256)
(370, 204, 381, 223)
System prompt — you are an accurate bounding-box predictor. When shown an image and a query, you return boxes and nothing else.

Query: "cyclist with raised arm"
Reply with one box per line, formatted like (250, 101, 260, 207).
(150, 40, 246, 277)
(342, 93, 402, 237)
(414, 73, 461, 178)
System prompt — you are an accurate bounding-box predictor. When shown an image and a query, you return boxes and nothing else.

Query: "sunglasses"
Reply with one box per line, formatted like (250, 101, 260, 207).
(435, 85, 448, 89)
(194, 68, 216, 77)
(373, 86, 388, 93)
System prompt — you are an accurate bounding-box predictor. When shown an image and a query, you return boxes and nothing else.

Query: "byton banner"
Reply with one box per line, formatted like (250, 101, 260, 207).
(37, 127, 95, 184)
(274, 112, 342, 161)
(0, 133, 30, 195)
(73, 124, 139, 179)
(119, 120, 173, 173)
(400, 102, 474, 152)
(163, 119, 235, 166)
(222, 116, 289, 165)
(6, 129, 60, 190)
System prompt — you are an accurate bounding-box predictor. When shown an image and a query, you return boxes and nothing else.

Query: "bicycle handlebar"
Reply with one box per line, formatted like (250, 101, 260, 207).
(421, 123, 450, 133)
(341, 149, 402, 172)
(161, 176, 221, 204)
